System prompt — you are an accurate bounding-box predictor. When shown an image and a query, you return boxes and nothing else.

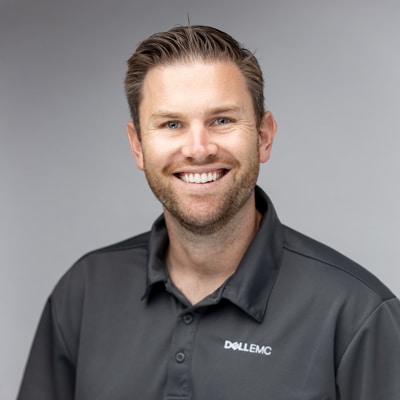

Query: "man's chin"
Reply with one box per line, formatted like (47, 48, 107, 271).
(165, 207, 228, 236)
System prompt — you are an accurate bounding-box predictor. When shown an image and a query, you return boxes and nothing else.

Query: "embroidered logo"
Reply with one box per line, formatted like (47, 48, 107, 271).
(224, 340, 272, 356)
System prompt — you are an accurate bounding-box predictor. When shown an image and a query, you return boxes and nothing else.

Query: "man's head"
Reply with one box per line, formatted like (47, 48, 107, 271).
(124, 26, 277, 235)
(124, 25, 265, 137)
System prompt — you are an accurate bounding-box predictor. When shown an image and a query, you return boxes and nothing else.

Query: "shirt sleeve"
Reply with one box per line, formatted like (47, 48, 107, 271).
(17, 298, 75, 400)
(336, 297, 400, 399)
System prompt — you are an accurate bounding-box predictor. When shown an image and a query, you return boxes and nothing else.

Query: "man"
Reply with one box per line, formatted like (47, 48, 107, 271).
(18, 25, 400, 399)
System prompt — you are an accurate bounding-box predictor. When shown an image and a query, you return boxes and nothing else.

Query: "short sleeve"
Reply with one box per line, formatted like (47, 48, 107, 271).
(336, 298, 400, 399)
(17, 299, 75, 400)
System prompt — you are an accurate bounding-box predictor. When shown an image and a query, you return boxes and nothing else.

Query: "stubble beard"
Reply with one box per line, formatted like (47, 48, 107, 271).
(143, 152, 260, 236)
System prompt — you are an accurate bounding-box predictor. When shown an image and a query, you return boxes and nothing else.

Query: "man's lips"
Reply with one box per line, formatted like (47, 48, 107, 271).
(175, 169, 228, 184)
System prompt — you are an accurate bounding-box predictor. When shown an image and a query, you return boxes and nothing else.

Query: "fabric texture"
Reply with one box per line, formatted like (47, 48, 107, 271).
(18, 187, 400, 399)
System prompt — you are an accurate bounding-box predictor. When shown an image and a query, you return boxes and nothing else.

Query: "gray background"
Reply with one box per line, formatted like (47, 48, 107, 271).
(1, 0, 399, 398)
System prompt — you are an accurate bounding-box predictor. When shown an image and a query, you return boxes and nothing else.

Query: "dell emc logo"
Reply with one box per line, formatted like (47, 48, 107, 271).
(224, 340, 272, 356)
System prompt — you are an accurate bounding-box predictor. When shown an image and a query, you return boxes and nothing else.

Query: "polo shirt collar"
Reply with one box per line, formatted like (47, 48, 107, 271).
(222, 186, 284, 321)
(143, 186, 284, 322)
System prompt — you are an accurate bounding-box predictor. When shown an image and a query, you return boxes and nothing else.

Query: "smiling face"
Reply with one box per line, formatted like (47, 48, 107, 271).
(127, 61, 276, 235)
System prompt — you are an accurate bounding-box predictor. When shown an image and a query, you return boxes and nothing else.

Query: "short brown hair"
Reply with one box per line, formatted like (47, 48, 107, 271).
(124, 25, 265, 136)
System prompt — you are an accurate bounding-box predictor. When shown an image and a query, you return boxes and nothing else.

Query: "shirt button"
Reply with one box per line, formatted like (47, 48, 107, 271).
(183, 313, 193, 325)
(175, 352, 185, 363)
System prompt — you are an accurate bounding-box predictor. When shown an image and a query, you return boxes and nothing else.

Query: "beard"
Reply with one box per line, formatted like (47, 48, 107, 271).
(143, 150, 260, 236)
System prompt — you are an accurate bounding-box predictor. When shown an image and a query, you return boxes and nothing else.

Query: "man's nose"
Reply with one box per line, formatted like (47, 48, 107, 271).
(180, 124, 218, 161)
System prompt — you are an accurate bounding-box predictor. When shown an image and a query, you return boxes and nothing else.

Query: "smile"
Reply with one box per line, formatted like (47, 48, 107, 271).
(178, 170, 226, 184)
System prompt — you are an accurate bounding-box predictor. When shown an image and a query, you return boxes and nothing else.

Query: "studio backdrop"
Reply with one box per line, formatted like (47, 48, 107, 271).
(1, 0, 399, 398)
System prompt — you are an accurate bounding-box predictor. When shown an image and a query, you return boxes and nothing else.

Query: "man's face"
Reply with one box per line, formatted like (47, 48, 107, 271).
(127, 61, 276, 234)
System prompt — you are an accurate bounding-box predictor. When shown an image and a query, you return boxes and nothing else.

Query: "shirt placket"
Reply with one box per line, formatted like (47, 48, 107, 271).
(165, 310, 198, 400)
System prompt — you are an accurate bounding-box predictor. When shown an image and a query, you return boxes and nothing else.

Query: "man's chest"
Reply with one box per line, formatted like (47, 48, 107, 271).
(72, 296, 338, 400)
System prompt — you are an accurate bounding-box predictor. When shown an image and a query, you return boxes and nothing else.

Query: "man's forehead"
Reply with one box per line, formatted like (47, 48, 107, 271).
(138, 60, 254, 121)
(141, 61, 248, 97)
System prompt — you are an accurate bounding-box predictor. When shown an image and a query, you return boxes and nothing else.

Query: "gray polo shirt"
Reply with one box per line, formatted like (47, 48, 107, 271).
(18, 187, 400, 399)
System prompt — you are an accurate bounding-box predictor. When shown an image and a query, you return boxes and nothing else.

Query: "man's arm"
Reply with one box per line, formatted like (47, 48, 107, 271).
(336, 298, 400, 399)
(17, 299, 75, 400)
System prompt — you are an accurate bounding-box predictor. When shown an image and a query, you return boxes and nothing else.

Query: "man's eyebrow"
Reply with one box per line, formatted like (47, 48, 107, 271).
(149, 106, 242, 121)
(150, 111, 183, 120)
(208, 106, 241, 115)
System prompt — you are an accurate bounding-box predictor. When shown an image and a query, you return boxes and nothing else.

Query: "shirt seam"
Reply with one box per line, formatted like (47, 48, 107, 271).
(335, 298, 395, 370)
(282, 245, 395, 301)
(74, 235, 149, 265)
(50, 296, 75, 363)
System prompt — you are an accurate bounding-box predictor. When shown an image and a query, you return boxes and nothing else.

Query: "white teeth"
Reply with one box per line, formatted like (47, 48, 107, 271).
(180, 171, 223, 184)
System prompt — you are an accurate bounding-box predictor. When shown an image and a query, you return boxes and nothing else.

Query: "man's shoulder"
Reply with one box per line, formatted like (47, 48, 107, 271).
(281, 225, 395, 302)
(52, 231, 152, 296)
(69, 230, 152, 270)
(81, 230, 151, 258)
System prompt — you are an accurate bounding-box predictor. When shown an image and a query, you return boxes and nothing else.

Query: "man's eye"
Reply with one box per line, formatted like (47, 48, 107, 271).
(215, 117, 231, 125)
(165, 121, 181, 129)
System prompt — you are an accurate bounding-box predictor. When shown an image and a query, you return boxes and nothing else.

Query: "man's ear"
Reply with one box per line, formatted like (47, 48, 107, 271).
(258, 111, 277, 163)
(126, 121, 144, 170)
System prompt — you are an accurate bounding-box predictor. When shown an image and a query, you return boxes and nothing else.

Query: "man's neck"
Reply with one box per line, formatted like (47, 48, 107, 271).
(164, 196, 262, 304)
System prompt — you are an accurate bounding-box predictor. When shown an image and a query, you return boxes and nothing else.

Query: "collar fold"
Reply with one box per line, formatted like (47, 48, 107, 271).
(142, 186, 284, 321)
